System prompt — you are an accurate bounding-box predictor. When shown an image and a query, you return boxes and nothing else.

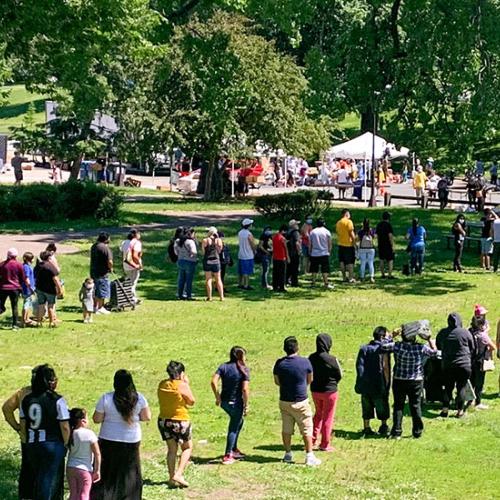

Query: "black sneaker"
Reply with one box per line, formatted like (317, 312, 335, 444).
(412, 432, 422, 439)
(362, 427, 375, 437)
(378, 424, 389, 436)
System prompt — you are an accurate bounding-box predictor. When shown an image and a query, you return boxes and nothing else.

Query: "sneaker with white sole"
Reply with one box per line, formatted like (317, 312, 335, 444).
(96, 307, 111, 315)
(305, 454, 321, 467)
(282, 452, 294, 463)
(475, 403, 489, 410)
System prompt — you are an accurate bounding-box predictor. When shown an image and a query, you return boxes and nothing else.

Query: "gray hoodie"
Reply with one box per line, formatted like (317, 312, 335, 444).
(436, 312, 475, 369)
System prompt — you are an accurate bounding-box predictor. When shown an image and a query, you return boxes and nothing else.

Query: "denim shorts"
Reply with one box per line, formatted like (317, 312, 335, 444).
(238, 258, 254, 275)
(94, 277, 111, 299)
(36, 290, 56, 306)
(22, 294, 37, 311)
(481, 237, 493, 255)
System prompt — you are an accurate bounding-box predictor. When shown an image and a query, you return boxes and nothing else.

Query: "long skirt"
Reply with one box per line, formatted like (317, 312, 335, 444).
(90, 439, 142, 500)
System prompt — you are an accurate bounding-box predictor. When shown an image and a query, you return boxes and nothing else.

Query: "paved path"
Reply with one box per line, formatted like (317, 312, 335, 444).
(0, 210, 258, 256)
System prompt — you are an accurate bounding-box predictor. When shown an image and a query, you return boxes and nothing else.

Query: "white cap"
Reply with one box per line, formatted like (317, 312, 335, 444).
(7, 247, 18, 258)
(242, 218, 254, 227)
(206, 226, 218, 236)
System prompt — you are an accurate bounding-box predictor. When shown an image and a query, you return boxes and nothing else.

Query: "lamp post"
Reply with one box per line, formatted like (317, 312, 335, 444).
(368, 84, 392, 207)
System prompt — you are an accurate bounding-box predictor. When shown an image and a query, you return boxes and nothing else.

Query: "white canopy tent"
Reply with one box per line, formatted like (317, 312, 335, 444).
(326, 132, 408, 160)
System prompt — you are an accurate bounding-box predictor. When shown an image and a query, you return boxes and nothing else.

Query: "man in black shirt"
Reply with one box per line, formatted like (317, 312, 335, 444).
(286, 219, 301, 287)
(376, 211, 395, 279)
(90, 232, 113, 314)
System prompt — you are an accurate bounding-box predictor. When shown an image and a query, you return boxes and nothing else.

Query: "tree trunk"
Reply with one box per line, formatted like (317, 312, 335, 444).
(360, 107, 375, 133)
(69, 153, 84, 180)
(203, 157, 223, 201)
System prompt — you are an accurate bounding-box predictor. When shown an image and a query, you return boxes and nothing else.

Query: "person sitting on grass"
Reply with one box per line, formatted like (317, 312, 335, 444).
(355, 326, 391, 437)
(273, 336, 321, 466)
(211, 346, 250, 464)
(381, 327, 439, 439)
(157, 361, 195, 488)
(21, 252, 36, 327)
(34, 251, 63, 328)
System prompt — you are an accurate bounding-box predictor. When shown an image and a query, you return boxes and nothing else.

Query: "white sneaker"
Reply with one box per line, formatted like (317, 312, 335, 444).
(83, 318, 88, 324)
(87, 317, 93, 323)
(305, 453, 321, 467)
(283, 452, 294, 463)
(96, 308, 111, 315)
(475, 403, 489, 410)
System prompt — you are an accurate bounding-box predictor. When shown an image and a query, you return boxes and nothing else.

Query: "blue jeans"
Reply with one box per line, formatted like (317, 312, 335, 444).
(221, 401, 244, 455)
(410, 246, 425, 274)
(261, 255, 271, 287)
(177, 260, 197, 298)
(26, 441, 66, 500)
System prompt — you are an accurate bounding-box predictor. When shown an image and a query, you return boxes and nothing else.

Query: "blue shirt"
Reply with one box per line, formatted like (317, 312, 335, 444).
(407, 226, 426, 248)
(382, 341, 438, 381)
(216, 362, 249, 404)
(273, 355, 313, 402)
(22, 263, 35, 296)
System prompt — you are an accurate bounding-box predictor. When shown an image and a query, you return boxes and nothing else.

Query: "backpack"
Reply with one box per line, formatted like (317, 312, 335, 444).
(167, 240, 178, 263)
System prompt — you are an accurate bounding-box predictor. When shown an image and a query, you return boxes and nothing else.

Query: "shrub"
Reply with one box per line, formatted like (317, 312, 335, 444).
(0, 182, 123, 223)
(254, 190, 334, 219)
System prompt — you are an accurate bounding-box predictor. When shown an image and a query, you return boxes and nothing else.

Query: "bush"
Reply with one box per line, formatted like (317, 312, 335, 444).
(254, 190, 334, 219)
(0, 181, 123, 223)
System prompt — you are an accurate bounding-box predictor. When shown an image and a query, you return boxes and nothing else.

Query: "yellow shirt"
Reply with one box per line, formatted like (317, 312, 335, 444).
(158, 379, 189, 421)
(336, 217, 354, 247)
(413, 172, 427, 188)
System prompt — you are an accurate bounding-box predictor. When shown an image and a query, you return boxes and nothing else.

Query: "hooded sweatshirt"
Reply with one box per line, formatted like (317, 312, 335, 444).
(436, 312, 475, 370)
(309, 334, 342, 393)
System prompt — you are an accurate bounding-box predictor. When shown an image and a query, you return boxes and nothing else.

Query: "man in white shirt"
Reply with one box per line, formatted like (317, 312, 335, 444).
(308, 218, 333, 289)
(493, 217, 500, 272)
(238, 218, 256, 290)
(120, 229, 143, 303)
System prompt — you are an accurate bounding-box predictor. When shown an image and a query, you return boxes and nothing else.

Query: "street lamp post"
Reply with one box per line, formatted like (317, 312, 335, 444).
(368, 84, 392, 207)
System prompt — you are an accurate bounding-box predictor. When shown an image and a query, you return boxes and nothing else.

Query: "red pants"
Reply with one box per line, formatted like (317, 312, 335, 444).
(67, 467, 92, 500)
(312, 391, 339, 449)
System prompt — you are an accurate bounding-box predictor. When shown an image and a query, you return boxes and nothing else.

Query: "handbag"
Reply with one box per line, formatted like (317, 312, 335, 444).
(482, 358, 495, 372)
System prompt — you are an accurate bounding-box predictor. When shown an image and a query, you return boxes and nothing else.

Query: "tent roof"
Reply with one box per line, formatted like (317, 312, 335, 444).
(326, 132, 408, 160)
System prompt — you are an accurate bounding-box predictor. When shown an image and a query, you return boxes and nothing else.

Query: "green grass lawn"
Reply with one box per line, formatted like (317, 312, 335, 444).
(0, 85, 47, 134)
(0, 206, 499, 499)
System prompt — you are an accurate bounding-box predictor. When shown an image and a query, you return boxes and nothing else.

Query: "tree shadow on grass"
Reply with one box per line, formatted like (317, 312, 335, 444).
(0, 451, 20, 500)
(379, 275, 475, 296)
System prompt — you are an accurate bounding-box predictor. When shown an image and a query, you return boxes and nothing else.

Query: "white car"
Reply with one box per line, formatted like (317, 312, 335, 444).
(176, 169, 200, 194)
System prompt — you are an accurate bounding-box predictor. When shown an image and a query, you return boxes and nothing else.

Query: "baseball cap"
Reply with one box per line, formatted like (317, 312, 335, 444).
(7, 248, 18, 258)
(289, 219, 300, 227)
(474, 304, 488, 316)
(242, 218, 254, 226)
(206, 226, 218, 236)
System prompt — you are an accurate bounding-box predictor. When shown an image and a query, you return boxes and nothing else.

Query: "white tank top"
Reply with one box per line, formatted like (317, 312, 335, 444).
(238, 229, 254, 259)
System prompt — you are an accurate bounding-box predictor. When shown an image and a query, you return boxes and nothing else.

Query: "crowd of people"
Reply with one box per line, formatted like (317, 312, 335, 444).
(2, 309, 498, 498)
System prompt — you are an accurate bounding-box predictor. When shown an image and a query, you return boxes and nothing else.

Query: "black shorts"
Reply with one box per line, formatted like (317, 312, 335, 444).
(310, 255, 330, 274)
(378, 246, 394, 262)
(338, 246, 356, 265)
(158, 418, 192, 443)
(203, 262, 221, 273)
(361, 394, 390, 421)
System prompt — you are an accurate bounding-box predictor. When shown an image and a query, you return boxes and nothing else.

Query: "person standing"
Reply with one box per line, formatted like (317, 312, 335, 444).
(273, 336, 321, 466)
(381, 329, 439, 438)
(158, 361, 195, 487)
(0, 248, 27, 330)
(211, 346, 250, 464)
(272, 225, 289, 293)
(201, 227, 224, 301)
(308, 334, 342, 451)
(480, 208, 498, 270)
(257, 226, 273, 290)
(92, 369, 151, 499)
(376, 212, 395, 279)
(469, 305, 496, 410)
(335, 209, 356, 283)
(21, 252, 36, 327)
(436, 313, 475, 418)
(357, 218, 376, 283)
(120, 229, 143, 304)
(35, 251, 64, 328)
(406, 218, 426, 275)
(11, 151, 26, 186)
(492, 216, 500, 272)
(20, 364, 70, 499)
(2, 374, 35, 499)
(412, 166, 427, 205)
(174, 227, 198, 300)
(90, 232, 113, 314)
(451, 214, 467, 272)
(490, 159, 498, 185)
(237, 219, 256, 290)
(286, 219, 301, 287)
(300, 216, 313, 274)
(355, 327, 391, 436)
(309, 218, 333, 289)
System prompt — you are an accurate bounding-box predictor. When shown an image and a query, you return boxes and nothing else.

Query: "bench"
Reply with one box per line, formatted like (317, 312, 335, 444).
(445, 235, 481, 251)
(124, 177, 142, 188)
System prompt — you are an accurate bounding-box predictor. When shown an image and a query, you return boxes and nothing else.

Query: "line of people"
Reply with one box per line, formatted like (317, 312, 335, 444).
(3, 309, 498, 498)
